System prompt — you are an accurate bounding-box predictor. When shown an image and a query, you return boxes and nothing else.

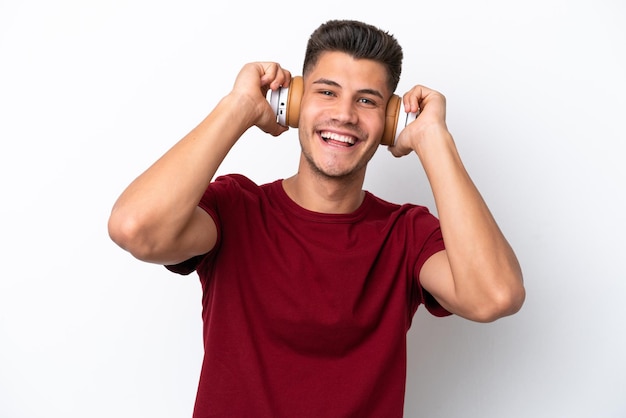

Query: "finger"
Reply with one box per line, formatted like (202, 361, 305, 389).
(260, 63, 291, 90)
(402, 85, 427, 114)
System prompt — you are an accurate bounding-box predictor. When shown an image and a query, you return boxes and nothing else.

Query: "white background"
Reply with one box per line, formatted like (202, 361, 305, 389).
(1, 1, 625, 417)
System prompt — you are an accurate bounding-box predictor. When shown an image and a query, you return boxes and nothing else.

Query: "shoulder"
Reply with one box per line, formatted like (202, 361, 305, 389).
(212, 173, 258, 190)
(200, 174, 284, 216)
(364, 191, 437, 223)
(202, 174, 267, 203)
(363, 192, 442, 248)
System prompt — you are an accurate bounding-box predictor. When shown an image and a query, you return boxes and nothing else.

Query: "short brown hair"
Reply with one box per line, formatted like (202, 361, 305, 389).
(302, 19, 403, 92)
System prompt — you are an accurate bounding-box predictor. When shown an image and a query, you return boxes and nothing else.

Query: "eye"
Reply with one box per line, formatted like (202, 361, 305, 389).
(358, 97, 378, 107)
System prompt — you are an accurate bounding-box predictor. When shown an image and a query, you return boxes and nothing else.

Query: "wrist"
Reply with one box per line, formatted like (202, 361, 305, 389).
(413, 125, 457, 163)
(219, 91, 261, 131)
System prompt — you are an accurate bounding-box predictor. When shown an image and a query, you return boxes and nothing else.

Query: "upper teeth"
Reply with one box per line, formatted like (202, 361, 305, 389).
(321, 132, 355, 145)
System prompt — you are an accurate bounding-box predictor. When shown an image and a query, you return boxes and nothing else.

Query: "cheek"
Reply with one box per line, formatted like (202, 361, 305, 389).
(295, 102, 312, 131)
(298, 99, 323, 125)
(361, 117, 385, 144)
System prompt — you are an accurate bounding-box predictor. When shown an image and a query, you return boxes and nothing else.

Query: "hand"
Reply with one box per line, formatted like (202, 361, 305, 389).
(388, 85, 449, 157)
(229, 62, 293, 137)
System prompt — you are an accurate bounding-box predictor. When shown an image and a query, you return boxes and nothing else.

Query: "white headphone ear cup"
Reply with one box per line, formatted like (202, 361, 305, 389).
(394, 101, 418, 144)
(269, 86, 288, 126)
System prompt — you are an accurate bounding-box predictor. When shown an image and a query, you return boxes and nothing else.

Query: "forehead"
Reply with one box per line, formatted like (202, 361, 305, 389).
(304, 51, 390, 96)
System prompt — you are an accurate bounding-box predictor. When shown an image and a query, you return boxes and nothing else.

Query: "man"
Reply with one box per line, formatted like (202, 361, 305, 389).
(108, 19, 525, 418)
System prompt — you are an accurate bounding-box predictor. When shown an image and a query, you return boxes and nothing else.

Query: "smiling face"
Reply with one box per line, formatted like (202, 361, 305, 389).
(297, 51, 392, 181)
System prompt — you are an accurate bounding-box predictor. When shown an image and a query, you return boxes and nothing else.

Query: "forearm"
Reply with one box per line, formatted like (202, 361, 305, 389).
(108, 94, 255, 254)
(416, 129, 525, 320)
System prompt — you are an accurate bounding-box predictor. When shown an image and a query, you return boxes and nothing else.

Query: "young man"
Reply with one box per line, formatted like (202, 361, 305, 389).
(108, 19, 525, 418)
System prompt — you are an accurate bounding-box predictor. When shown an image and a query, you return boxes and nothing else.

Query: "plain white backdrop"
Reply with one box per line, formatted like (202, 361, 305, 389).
(1, 0, 624, 417)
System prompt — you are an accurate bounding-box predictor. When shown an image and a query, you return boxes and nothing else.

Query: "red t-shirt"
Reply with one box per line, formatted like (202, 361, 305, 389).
(167, 174, 449, 418)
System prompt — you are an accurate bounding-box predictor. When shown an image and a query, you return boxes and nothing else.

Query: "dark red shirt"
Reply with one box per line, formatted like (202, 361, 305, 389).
(167, 174, 449, 417)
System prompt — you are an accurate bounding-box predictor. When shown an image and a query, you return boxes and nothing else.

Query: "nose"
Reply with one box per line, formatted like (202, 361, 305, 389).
(331, 97, 358, 126)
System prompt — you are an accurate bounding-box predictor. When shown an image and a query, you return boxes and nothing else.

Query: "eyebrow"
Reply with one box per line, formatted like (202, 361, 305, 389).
(311, 78, 384, 100)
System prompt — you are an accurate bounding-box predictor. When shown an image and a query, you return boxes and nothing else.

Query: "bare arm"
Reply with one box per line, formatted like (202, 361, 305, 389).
(390, 86, 525, 322)
(108, 62, 291, 265)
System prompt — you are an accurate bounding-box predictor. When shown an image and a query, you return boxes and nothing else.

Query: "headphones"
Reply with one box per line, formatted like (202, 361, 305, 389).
(268, 76, 417, 146)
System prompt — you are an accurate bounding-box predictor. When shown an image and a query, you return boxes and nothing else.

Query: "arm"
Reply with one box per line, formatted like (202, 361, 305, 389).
(390, 86, 525, 322)
(108, 62, 291, 265)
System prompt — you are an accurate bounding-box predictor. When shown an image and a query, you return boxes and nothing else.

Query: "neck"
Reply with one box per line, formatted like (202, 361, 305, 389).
(282, 164, 366, 214)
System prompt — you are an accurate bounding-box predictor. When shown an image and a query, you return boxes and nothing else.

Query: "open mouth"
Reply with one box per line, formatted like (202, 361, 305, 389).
(320, 131, 356, 147)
